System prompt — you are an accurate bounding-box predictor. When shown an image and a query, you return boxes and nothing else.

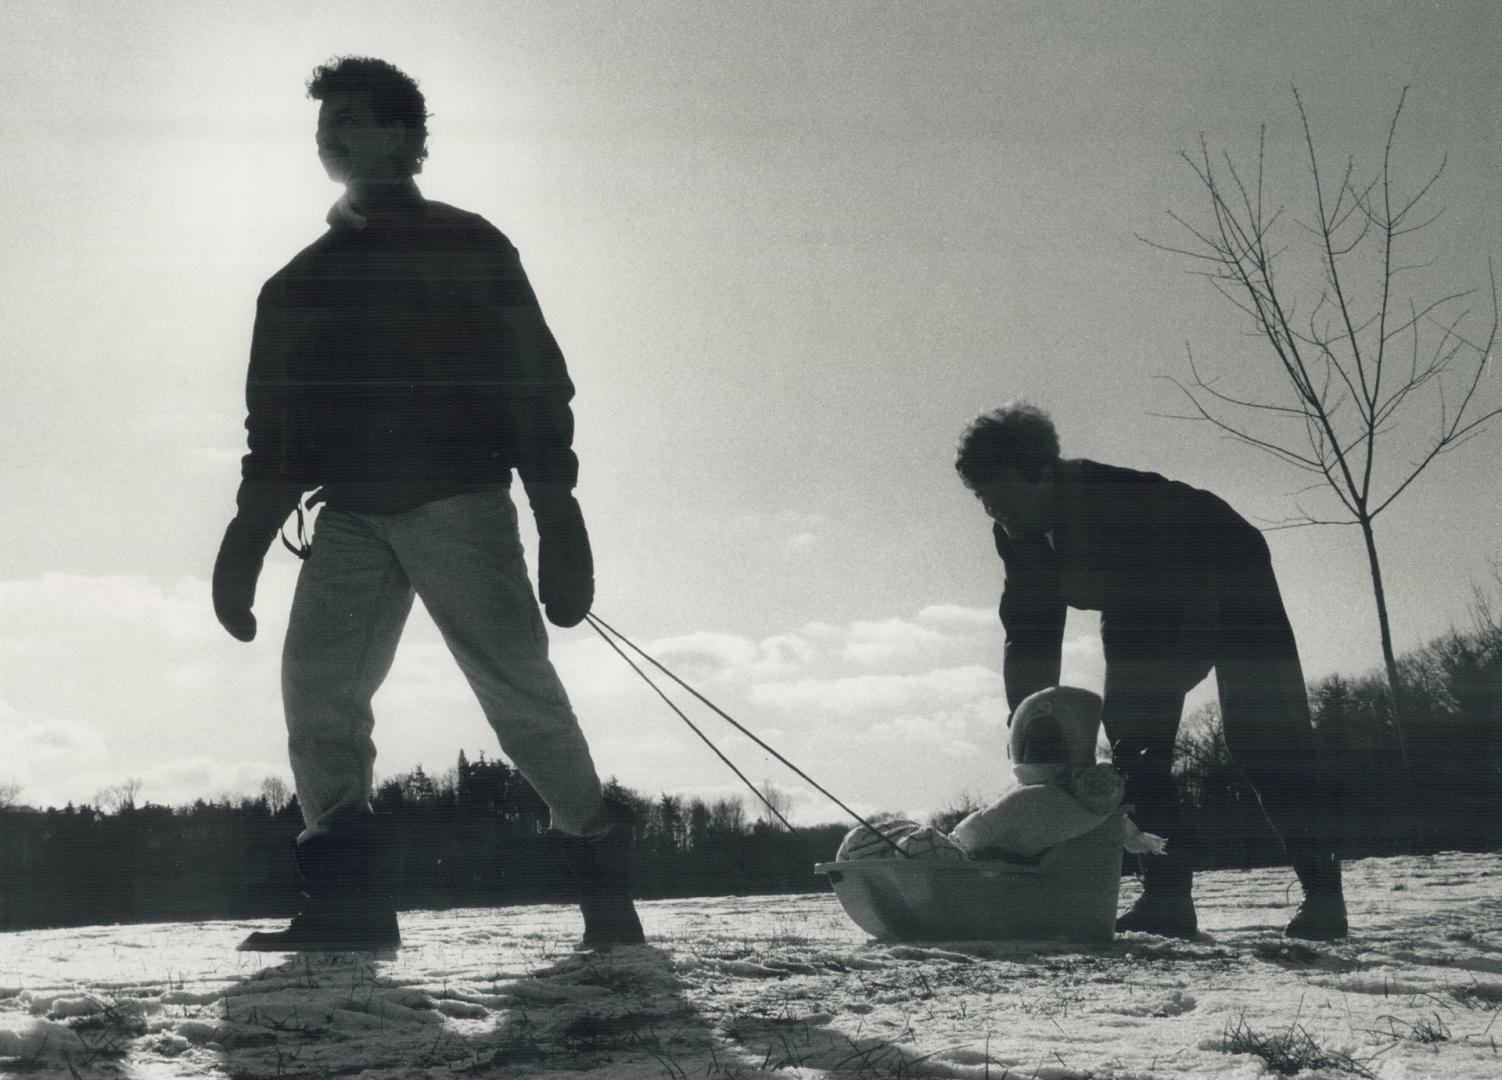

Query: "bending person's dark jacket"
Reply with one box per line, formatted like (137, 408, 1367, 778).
(997, 459, 1259, 709)
(240, 182, 577, 513)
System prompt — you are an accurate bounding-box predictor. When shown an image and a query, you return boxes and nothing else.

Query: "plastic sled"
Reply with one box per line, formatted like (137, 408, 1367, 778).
(815, 814, 1124, 942)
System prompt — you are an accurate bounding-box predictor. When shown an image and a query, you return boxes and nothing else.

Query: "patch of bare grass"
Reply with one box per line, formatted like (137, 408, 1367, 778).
(1371, 1012, 1452, 1044)
(1222, 1011, 1377, 1077)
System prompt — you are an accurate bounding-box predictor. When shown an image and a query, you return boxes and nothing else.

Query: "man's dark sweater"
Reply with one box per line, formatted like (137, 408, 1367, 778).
(240, 181, 577, 513)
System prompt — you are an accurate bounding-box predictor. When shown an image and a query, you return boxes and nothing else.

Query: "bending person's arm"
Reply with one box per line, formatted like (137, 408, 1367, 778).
(996, 527, 1066, 714)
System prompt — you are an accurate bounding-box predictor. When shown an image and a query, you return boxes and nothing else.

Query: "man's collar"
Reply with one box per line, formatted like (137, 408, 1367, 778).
(326, 179, 424, 231)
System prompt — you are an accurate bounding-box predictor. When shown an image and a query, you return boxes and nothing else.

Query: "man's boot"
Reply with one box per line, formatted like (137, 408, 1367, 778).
(239, 816, 401, 952)
(1285, 843, 1348, 941)
(557, 798, 646, 952)
(1115, 847, 1198, 938)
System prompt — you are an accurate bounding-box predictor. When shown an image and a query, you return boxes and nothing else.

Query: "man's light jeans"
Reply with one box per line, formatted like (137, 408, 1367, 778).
(281, 489, 607, 841)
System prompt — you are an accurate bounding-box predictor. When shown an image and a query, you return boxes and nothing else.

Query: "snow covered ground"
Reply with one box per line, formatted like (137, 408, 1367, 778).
(2, 851, 1499, 1078)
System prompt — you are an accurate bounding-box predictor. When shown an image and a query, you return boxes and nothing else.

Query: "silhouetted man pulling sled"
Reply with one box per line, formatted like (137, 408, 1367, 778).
(955, 402, 1348, 940)
(213, 57, 644, 953)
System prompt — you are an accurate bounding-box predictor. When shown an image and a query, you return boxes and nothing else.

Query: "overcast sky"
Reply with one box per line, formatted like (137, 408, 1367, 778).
(2, 1, 1498, 824)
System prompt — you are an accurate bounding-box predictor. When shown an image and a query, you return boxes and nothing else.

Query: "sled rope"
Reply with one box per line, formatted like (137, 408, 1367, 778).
(585, 612, 909, 858)
(584, 616, 806, 843)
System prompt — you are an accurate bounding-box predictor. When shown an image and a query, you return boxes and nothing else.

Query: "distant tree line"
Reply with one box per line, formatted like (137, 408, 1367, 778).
(1, 589, 1496, 932)
(0, 749, 845, 933)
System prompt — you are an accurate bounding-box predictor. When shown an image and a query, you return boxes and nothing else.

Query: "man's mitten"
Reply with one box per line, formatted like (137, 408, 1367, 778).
(212, 480, 300, 642)
(527, 486, 594, 628)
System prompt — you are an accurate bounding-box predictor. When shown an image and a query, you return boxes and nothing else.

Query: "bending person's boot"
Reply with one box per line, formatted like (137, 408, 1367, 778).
(1116, 847, 1198, 938)
(1112, 772, 1198, 938)
(1116, 803, 1197, 938)
(239, 815, 401, 952)
(557, 798, 646, 951)
(1285, 842, 1348, 941)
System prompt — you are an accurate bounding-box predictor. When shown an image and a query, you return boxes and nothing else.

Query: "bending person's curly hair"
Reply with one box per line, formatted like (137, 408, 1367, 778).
(955, 401, 1061, 488)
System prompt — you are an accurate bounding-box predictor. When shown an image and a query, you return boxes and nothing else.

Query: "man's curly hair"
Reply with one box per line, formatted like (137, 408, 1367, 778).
(954, 401, 1061, 488)
(307, 56, 430, 175)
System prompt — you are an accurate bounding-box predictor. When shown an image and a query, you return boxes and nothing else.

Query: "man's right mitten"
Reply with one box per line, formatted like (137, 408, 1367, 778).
(212, 480, 300, 642)
(525, 484, 595, 628)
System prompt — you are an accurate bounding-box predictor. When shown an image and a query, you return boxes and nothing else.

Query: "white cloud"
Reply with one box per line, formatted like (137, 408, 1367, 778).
(644, 631, 760, 681)
(0, 571, 294, 809)
(0, 573, 214, 642)
(752, 633, 818, 675)
(0, 578, 1029, 824)
(586, 608, 1000, 694)
(731, 509, 828, 556)
(561, 607, 1027, 824)
(717, 728, 789, 751)
(837, 616, 944, 665)
(19, 757, 290, 813)
(749, 664, 1003, 715)
(868, 712, 967, 744)
(537, 607, 1020, 824)
(550, 636, 668, 696)
(915, 603, 997, 628)
(559, 627, 822, 690)
(0, 701, 286, 811)
(0, 699, 110, 767)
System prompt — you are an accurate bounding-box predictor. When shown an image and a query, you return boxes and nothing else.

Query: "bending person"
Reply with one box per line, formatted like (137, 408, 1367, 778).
(954, 401, 1346, 940)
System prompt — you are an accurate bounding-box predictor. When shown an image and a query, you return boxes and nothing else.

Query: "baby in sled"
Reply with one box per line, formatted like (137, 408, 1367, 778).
(835, 685, 1166, 862)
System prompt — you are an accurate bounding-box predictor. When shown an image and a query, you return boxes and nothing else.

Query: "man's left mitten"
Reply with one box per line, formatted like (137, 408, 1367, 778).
(527, 486, 595, 628)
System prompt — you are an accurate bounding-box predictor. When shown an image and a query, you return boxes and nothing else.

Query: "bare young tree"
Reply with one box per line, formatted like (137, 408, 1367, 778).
(755, 780, 794, 829)
(259, 775, 292, 815)
(1143, 87, 1500, 757)
(0, 781, 22, 810)
(95, 777, 143, 815)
